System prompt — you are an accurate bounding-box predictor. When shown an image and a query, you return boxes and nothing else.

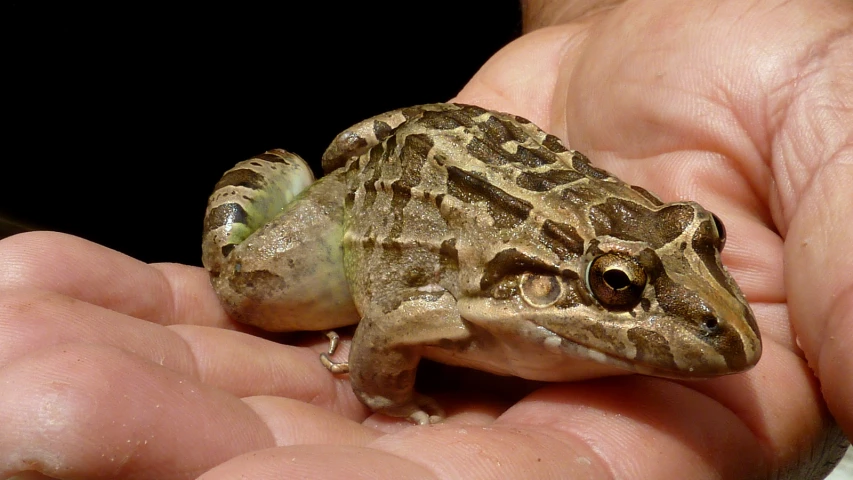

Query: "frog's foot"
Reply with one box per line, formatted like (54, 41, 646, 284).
(357, 391, 445, 425)
(319, 331, 350, 374)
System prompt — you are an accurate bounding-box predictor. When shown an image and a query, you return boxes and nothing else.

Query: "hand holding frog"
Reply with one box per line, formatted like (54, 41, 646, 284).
(1, 1, 850, 478)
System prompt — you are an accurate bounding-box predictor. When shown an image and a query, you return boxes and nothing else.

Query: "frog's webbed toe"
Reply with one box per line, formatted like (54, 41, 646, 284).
(408, 394, 445, 425)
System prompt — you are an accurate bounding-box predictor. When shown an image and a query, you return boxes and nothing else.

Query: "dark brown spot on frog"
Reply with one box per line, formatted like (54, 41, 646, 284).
(401, 106, 425, 120)
(467, 137, 514, 166)
(360, 180, 378, 210)
(399, 134, 432, 187)
(458, 103, 488, 117)
(214, 168, 266, 191)
(322, 131, 369, 172)
(420, 108, 477, 130)
(439, 239, 459, 275)
(220, 244, 235, 259)
(419, 111, 467, 130)
(540, 220, 584, 261)
(571, 152, 611, 180)
(204, 203, 249, 232)
(558, 183, 609, 207)
(516, 169, 584, 192)
(586, 323, 628, 355)
(513, 145, 557, 168)
(434, 193, 445, 210)
(357, 143, 390, 210)
(373, 120, 393, 141)
(627, 328, 677, 370)
(513, 115, 532, 124)
(387, 182, 410, 240)
(477, 115, 528, 145)
(363, 134, 396, 172)
(360, 235, 376, 255)
(480, 248, 555, 292)
(590, 198, 695, 249)
(542, 134, 568, 153)
(446, 165, 533, 229)
(401, 263, 436, 290)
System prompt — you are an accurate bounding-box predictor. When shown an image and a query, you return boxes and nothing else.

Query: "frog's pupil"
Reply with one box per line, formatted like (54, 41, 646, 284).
(603, 269, 631, 290)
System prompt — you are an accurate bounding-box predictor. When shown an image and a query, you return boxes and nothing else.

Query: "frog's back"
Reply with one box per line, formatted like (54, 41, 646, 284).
(331, 103, 661, 304)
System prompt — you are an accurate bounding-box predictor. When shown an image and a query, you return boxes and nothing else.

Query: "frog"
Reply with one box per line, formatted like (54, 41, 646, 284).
(202, 103, 761, 425)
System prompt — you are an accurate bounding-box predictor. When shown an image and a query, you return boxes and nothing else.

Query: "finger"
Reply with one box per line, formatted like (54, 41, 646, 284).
(759, 0, 853, 440)
(198, 445, 435, 480)
(198, 381, 761, 480)
(0, 231, 231, 328)
(498, 378, 768, 478)
(503, 368, 823, 478)
(0, 344, 378, 480)
(498, 338, 836, 478)
(198, 423, 610, 479)
(454, 25, 575, 129)
(785, 157, 853, 436)
(171, 324, 365, 417)
(0, 287, 366, 417)
(200, 373, 826, 480)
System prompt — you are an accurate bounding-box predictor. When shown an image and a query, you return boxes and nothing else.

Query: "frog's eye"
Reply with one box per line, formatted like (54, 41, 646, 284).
(587, 253, 646, 311)
(519, 273, 562, 308)
(710, 212, 726, 251)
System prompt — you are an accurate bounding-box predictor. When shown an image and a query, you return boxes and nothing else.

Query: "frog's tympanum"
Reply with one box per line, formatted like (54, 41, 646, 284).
(202, 103, 761, 424)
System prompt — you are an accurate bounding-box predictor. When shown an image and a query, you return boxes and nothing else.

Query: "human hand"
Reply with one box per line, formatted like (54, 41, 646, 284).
(455, 0, 853, 475)
(2, 1, 851, 478)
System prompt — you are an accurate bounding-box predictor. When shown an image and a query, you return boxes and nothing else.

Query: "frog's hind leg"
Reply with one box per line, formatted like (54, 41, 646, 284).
(203, 149, 313, 275)
(202, 150, 358, 332)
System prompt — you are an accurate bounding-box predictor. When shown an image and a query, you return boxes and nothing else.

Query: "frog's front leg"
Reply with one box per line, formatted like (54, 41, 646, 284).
(348, 289, 471, 425)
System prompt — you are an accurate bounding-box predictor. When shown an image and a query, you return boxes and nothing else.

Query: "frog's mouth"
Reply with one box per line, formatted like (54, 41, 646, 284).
(457, 297, 745, 381)
(519, 321, 659, 380)
(533, 323, 710, 380)
(528, 313, 754, 380)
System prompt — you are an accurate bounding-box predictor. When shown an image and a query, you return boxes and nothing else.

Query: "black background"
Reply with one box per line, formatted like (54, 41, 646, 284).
(4, 3, 521, 265)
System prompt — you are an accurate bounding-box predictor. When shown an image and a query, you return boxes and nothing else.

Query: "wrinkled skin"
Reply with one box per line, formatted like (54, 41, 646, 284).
(1, 1, 851, 478)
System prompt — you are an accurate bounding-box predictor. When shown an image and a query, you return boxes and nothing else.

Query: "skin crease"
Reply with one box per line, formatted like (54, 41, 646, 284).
(0, 1, 850, 478)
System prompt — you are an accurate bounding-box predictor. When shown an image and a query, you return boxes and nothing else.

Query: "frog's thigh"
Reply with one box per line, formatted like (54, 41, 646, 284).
(348, 289, 470, 424)
(214, 175, 358, 331)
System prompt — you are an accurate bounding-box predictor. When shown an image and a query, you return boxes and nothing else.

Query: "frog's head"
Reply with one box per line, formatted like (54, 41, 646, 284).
(462, 199, 761, 379)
